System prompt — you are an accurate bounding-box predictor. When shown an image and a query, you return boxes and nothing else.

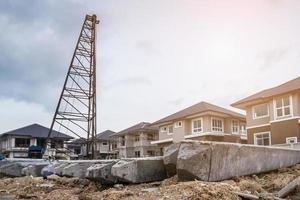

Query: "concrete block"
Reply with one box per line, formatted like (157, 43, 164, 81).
(86, 161, 118, 185)
(163, 143, 180, 177)
(21, 163, 49, 177)
(0, 162, 28, 177)
(111, 157, 167, 183)
(54, 162, 70, 176)
(41, 164, 55, 177)
(177, 141, 300, 182)
(62, 162, 94, 178)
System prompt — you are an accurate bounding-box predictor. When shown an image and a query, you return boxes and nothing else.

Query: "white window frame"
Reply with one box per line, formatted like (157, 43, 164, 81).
(231, 120, 239, 134)
(254, 132, 271, 146)
(273, 95, 293, 120)
(134, 135, 140, 142)
(174, 121, 183, 128)
(252, 103, 269, 119)
(240, 123, 247, 135)
(191, 117, 203, 134)
(286, 137, 297, 144)
(211, 117, 224, 133)
(160, 126, 167, 133)
(167, 125, 174, 135)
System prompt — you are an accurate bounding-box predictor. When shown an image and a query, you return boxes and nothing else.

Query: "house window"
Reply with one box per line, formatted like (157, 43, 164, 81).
(175, 121, 183, 128)
(102, 142, 108, 146)
(274, 96, 292, 119)
(168, 125, 174, 135)
(134, 135, 140, 142)
(121, 136, 125, 146)
(286, 137, 297, 144)
(112, 142, 117, 149)
(254, 132, 271, 146)
(192, 118, 203, 134)
(50, 140, 63, 148)
(160, 127, 167, 133)
(134, 151, 140, 158)
(37, 138, 46, 147)
(15, 138, 30, 148)
(147, 133, 154, 141)
(253, 104, 269, 119)
(232, 120, 239, 134)
(240, 123, 246, 134)
(212, 118, 223, 132)
(147, 150, 155, 156)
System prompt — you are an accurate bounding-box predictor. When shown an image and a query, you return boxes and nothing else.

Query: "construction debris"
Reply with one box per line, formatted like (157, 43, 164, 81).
(277, 176, 300, 198)
(1, 163, 300, 199)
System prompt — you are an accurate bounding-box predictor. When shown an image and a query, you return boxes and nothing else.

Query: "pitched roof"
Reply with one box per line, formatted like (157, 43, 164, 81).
(0, 123, 73, 140)
(114, 122, 158, 136)
(96, 130, 115, 140)
(152, 101, 245, 125)
(232, 76, 300, 109)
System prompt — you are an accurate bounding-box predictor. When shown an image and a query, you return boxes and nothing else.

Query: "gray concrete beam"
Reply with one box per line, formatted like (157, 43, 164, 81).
(177, 141, 300, 182)
(163, 143, 180, 177)
(86, 161, 118, 185)
(111, 157, 167, 183)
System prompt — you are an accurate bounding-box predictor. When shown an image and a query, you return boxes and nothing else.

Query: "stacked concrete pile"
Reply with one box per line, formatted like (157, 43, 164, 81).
(1, 141, 300, 184)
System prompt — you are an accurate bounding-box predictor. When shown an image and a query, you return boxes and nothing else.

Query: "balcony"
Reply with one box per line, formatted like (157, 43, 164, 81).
(184, 131, 224, 139)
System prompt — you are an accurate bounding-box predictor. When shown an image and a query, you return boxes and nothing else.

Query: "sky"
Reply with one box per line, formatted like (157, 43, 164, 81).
(1, 0, 300, 135)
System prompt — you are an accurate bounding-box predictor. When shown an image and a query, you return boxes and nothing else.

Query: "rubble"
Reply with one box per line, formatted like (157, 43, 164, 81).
(1, 163, 300, 199)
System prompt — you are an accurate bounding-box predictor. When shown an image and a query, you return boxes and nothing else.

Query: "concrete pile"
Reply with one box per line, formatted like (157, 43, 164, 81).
(1, 141, 300, 184)
(175, 141, 300, 181)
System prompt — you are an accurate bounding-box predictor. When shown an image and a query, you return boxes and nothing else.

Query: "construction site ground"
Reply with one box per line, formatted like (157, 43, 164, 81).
(1, 164, 300, 200)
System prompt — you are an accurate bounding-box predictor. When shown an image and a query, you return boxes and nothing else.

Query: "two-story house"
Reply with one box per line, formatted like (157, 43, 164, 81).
(0, 123, 73, 158)
(232, 76, 300, 146)
(113, 122, 161, 158)
(151, 101, 246, 148)
(95, 130, 117, 159)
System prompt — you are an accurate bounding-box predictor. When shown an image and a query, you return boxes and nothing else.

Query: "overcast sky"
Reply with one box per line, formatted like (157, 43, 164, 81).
(1, 0, 300, 134)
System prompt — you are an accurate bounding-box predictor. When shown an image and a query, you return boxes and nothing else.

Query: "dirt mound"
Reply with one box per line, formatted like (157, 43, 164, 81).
(2, 164, 300, 199)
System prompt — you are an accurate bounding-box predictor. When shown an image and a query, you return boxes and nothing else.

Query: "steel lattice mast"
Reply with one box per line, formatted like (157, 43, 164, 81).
(45, 14, 99, 159)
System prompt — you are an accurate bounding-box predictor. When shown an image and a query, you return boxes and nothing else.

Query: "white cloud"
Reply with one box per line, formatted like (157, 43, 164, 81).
(0, 97, 51, 133)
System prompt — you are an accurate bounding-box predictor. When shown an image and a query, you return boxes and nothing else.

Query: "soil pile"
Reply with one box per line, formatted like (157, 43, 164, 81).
(1, 164, 300, 199)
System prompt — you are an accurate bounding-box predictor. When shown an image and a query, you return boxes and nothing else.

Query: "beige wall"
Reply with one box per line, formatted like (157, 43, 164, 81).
(116, 130, 160, 158)
(246, 91, 300, 127)
(157, 114, 246, 144)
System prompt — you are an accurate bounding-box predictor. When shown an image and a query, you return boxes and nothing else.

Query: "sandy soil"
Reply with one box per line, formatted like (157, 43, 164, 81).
(1, 164, 300, 200)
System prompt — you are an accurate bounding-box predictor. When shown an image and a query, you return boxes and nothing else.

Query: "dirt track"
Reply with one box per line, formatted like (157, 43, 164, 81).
(1, 164, 300, 200)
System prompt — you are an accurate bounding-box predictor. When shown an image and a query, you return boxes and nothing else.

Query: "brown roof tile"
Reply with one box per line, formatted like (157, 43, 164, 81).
(113, 122, 158, 136)
(232, 76, 300, 108)
(152, 101, 245, 125)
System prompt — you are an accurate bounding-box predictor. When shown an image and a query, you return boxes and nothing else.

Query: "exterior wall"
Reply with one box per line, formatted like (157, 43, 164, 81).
(156, 114, 246, 146)
(246, 91, 300, 127)
(244, 91, 300, 145)
(116, 130, 160, 158)
(188, 134, 244, 143)
(270, 119, 300, 144)
(0, 135, 69, 158)
(246, 125, 271, 144)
